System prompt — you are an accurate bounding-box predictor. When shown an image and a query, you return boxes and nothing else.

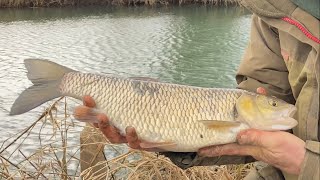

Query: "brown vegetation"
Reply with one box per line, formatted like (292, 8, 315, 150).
(0, 0, 238, 8)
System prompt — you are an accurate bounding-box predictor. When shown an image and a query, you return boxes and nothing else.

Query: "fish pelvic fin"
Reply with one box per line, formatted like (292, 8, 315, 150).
(140, 141, 177, 149)
(199, 120, 241, 128)
(10, 59, 75, 115)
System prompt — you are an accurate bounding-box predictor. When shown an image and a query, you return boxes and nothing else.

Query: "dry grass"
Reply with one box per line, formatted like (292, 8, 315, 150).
(81, 150, 254, 179)
(0, 97, 253, 179)
(0, 0, 238, 8)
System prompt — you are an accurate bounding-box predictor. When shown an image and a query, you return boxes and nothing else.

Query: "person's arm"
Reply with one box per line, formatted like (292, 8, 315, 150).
(198, 129, 306, 174)
(235, 15, 295, 104)
(200, 14, 319, 178)
(299, 141, 320, 179)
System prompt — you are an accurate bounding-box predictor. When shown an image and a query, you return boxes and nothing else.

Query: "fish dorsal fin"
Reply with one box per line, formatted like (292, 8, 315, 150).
(199, 120, 241, 128)
(139, 141, 177, 149)
(129, 77, 160, 82)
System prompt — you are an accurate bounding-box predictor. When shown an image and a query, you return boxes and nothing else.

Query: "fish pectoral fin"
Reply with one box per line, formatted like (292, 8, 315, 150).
(199, 120, 241, 128)
(140, 141, 177, 149)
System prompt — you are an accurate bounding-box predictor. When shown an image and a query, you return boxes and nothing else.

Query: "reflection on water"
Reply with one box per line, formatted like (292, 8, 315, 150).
(0, 5, 251, 161)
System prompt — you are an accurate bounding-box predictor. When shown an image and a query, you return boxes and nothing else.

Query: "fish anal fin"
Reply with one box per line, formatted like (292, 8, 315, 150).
(199, 120, 240, 128)
(140, 141, 177, 149)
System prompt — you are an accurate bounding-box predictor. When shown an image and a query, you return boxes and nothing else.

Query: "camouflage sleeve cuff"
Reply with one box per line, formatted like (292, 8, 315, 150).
(305, 140, 320, 154)
(298, 140, 320, 180)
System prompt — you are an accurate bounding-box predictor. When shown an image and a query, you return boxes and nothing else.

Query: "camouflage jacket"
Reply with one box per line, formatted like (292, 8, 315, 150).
(163, 0, 320, 179)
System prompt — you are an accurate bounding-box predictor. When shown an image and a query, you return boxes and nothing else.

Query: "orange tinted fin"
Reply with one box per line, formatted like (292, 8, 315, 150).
(140, 141, 177, 149)
(199, 120, 240, 128)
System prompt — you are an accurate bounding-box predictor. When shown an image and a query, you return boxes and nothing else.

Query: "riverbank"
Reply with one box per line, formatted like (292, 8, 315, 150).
(0, 0, 238, 8)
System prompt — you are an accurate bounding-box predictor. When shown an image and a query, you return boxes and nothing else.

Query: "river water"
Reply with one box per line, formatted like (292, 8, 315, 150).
(0, 5, 251, 176)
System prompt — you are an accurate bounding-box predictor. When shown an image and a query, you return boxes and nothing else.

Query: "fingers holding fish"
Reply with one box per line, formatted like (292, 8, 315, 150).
(237, 129, 267, 146)
(256, 87, 267, 95)
(124, 126, 165, 152)
(198, 129, 306, 175)
(126, 126, 141, 149)
(83, 95, 96, 107)
(76, 95, 133, 144)
(81, 95, 98, 127)
(73, 105, 99, 127)
(98, 114, 127, 144)
(74, 95, 127, 144)
(73, 105, 100, 124)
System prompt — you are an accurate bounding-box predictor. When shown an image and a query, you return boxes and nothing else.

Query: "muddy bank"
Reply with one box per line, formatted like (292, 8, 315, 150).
(0, 0, 238, 8)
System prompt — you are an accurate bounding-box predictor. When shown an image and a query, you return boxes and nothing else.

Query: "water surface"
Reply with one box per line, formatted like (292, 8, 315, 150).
(0, 5, 251, 169)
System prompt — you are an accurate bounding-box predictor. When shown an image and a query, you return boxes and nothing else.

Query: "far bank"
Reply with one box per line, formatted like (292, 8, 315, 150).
(0, 0, 238, 8)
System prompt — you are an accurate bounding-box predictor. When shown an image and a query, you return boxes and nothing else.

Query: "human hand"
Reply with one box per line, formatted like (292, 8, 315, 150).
(73, 96, 160, 151)
(198, 129, 305, 175)
(198, 87, 305, 175)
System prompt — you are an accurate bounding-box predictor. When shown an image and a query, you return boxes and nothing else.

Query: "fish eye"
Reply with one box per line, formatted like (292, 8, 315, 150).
(268, 99, 278, 107)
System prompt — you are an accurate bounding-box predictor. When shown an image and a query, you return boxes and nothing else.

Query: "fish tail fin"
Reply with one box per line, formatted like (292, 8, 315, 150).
(10, 59, 75, 115)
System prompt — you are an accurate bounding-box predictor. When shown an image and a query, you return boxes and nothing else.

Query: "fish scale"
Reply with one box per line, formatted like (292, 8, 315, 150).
(59, 71, 248, 151)
(10, 59, 298, 152)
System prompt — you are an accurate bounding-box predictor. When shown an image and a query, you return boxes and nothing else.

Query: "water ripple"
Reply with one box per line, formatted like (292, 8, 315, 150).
(0, 6, 251, 157)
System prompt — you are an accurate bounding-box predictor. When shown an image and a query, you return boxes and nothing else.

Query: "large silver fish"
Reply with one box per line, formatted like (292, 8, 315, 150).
(10, 59, 297, 152)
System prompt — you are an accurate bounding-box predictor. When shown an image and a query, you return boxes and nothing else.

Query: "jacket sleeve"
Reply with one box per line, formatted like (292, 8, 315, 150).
(299, 141, 320, 179)
(236, 15, 295, 104)
(237, 15, 320, 179)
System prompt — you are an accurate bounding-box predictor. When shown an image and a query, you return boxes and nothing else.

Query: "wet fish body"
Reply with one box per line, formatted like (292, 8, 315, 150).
(10, 59, 297, 152)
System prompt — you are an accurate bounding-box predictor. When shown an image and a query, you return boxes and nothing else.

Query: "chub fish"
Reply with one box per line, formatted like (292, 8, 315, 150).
(10, 59, 297, 152)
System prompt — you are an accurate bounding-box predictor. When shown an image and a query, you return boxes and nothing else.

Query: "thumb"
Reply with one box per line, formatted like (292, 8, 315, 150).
(237, 129, 268, 147)
(256, 87, 267, 95)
